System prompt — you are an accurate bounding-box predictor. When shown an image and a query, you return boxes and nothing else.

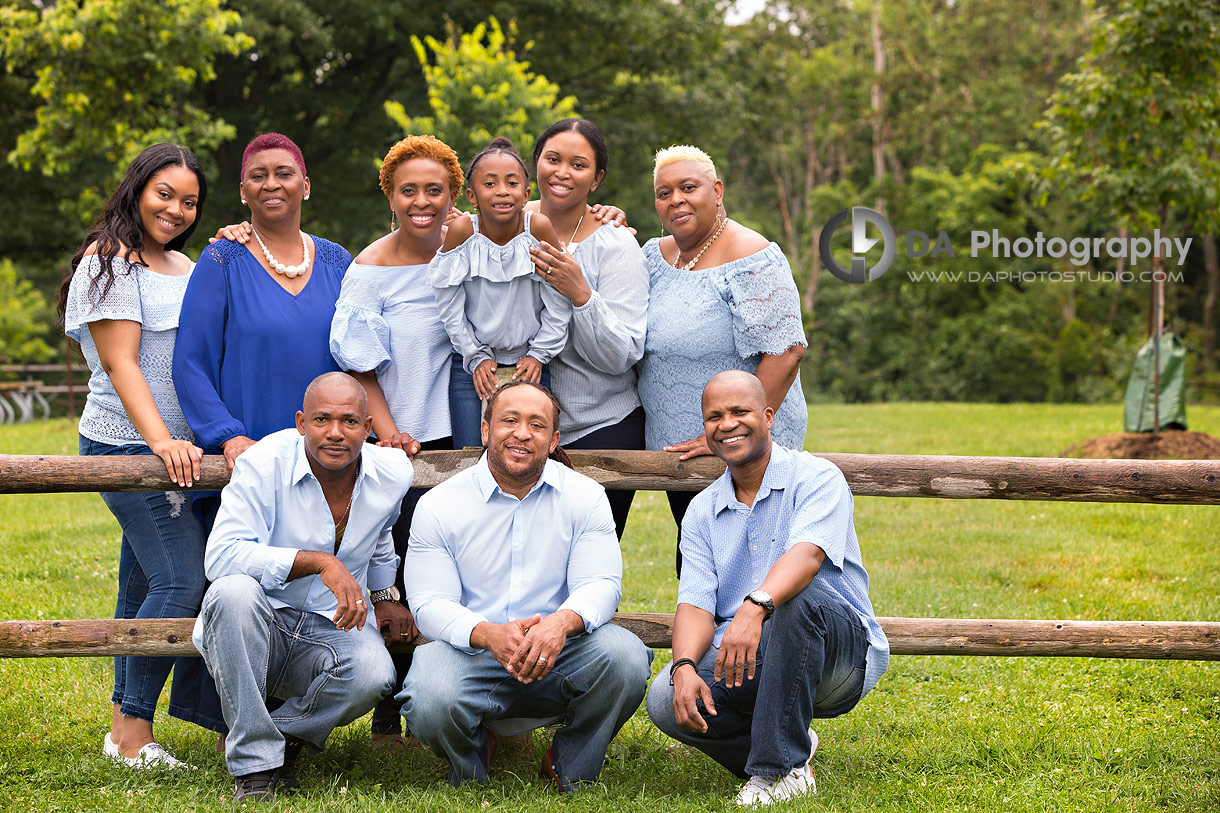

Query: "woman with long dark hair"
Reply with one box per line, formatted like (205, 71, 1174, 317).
(61, 142, 210, 768)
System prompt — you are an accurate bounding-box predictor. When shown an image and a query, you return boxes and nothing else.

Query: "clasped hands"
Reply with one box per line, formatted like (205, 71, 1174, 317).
(471, 611, 579, 684)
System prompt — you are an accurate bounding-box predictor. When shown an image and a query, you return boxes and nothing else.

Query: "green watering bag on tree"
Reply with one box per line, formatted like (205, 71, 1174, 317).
(1123, 332, 1187, 432)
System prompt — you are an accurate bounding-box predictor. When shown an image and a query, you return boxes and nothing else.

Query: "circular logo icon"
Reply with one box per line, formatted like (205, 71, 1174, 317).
(819, 206, 896, 283)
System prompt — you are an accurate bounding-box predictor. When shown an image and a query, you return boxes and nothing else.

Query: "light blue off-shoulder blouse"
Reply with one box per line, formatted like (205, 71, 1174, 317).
(636, 239, 808, 451)
(330, 262, 452, 443)
(427, 212, 572, 375)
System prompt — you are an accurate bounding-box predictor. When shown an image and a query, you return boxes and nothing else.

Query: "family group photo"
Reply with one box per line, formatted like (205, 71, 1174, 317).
(0, 1, 1217, 811)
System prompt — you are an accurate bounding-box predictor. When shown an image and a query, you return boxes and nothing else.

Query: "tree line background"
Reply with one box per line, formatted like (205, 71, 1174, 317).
(1, 0, 1217, 406)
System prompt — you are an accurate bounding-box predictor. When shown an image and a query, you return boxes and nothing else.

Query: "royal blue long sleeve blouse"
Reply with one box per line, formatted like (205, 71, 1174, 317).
(173, 236, 351, 452)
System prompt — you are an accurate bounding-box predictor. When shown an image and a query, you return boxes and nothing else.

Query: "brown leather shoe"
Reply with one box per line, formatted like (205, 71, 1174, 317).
(539, 746, 568, 793)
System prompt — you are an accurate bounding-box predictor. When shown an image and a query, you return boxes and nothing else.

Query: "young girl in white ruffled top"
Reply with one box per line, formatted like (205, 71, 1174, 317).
(428, 136, 571, 447)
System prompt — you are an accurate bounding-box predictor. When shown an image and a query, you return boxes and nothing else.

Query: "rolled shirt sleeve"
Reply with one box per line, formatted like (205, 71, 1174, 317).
(204, 452, 298, 590)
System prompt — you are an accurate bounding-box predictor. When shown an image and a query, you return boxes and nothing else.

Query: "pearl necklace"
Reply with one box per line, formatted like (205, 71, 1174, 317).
(252, 228, 311, 278)
(672, 214, 727, 270)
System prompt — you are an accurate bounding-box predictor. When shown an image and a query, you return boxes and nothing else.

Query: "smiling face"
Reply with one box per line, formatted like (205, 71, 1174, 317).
(391, 157, 452, 240)
(535, 130, 604, 210)
(138, 165, 200, 250)
(465, 152, 528, 226)
(701, 372, 774, 469)
(481, 384, 560, 498)
(240, 148, 309, 227)
(653, 160, 724, 246)
(296, 377, 372, 475)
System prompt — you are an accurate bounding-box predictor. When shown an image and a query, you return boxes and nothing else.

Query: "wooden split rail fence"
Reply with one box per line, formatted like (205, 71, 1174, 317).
(1, 450, 1218, 661)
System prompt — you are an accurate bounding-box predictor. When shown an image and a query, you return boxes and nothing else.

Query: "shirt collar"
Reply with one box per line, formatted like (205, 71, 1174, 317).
(472, 452, 564, 502)
(290, 434, 376, 486)
(713, 443, 792, 514)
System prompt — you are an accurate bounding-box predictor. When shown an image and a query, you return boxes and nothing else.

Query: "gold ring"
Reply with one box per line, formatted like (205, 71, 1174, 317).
(355, 600, 365, 606)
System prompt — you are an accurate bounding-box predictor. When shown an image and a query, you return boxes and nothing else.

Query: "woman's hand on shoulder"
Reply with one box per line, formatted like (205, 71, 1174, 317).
(150, 437, 203, 487)
(589, 204, 637, 235)
(210, 221, 252, 245)
(376, 431, 421, 458)
(441, 211, 474, 251)
(665, 433, 714, 461)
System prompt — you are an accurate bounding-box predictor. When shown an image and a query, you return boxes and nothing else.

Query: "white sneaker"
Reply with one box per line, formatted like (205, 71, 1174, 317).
(103, 733, 121, 760)
(123, 742, 194, 770)
(735, 727, 818, 806)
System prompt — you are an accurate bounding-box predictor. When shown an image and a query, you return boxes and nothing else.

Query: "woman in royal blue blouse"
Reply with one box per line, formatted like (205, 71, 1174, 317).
(174, 133, 350, 471)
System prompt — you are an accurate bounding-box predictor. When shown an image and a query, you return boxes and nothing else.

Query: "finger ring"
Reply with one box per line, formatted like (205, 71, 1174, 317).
(537, 656, 547, 664)
(356, 600, 365, 606)
(546, 269, 553, 275)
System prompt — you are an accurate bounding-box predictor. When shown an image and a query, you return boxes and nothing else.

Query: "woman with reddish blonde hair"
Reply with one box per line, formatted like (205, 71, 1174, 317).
(328, 134, 464, 747)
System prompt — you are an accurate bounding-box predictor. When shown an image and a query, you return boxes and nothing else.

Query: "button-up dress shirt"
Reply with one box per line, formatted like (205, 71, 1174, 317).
(678, 444, 889, 699)
(405, 454, 621, 653)
(203, 428, 413, 622)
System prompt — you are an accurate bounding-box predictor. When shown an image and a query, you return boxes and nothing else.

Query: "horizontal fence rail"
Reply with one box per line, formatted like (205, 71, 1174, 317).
(2, 616, 1218, 660)
(3, 451, 1220, 503)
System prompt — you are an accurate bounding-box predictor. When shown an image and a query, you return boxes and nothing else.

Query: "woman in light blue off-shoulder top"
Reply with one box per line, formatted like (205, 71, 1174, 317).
(637, 145, 808, 575)
(329, 134, 464, 748)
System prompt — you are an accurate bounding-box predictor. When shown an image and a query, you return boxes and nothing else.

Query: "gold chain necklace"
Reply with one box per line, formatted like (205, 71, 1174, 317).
(672, 214, 727, 270)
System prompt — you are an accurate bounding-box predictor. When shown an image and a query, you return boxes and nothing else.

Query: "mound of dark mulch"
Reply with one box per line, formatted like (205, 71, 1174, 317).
(1060, 430, 1220, 460)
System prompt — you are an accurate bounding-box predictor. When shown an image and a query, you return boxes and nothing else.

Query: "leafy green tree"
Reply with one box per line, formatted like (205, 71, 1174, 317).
(385, 17, 578, 170)
(0, 0, 252, 223)
(1043, 0, 1220, 241)
(0, 259, 54, 363)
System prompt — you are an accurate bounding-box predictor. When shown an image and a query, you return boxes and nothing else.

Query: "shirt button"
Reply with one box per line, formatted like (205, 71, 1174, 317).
(752, 545, 758, 551)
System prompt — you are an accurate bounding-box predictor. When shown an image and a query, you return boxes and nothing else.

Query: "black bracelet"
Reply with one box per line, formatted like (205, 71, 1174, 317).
(668, 657, 697, 685)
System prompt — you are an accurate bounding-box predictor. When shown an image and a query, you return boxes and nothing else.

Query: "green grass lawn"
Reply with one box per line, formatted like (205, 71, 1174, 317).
(1, 405, 1217, 811)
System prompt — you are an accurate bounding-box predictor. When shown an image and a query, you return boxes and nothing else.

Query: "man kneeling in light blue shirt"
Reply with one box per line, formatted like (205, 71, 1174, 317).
(646, 371, 889, 806)
(400, 380, 654, 792)
(194, 372, 415, 802)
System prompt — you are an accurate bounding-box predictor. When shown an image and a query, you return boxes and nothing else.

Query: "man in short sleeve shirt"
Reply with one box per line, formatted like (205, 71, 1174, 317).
(400, 381, 653, 793)
(646, 371, 888, 805)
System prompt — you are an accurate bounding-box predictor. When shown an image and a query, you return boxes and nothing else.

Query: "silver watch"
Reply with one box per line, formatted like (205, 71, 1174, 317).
(744, 590, 775, 619)
(369, 585, 401, 604)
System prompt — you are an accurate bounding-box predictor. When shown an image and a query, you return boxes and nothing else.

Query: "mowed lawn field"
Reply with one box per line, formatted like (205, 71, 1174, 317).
(0, 403, 1217, 812)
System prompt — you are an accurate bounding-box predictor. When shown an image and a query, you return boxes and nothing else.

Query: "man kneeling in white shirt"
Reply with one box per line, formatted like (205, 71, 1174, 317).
(400, 381, 653, 792)
(195, 372, 414, 802)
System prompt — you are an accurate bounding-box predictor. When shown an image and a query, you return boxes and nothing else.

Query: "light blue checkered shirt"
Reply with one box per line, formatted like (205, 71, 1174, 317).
(678, 444, 888, 699)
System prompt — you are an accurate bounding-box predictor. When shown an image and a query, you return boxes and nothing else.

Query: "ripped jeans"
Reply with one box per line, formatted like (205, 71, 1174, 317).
(80, 435, 208, 723)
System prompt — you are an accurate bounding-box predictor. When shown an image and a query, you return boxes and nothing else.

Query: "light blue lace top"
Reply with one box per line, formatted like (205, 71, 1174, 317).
(637, 239, 808, 450)
(428, 212, 572, 374)
(64, 255, 194, 446)
(330, 262, 452, 443)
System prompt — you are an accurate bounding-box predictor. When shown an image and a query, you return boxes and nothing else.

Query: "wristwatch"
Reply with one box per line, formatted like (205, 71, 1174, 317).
(369, 585, 401, 604)
(744, 590, 775, 619)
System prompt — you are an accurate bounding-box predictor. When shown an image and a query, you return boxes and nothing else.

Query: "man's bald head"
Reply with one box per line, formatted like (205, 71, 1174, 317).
(303, 371, 368, 417)
(702, 370, 767, 412)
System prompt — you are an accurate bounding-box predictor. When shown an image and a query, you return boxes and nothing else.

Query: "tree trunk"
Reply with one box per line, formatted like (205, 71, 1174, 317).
(871, 0, 887, 214)
(1107, 224, 1128, 328)
(1203, 235, 1218, 372)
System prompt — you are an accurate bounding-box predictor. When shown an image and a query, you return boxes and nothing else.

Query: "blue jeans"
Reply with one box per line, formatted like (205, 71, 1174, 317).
(646, 580, 869, 779)
(448, 353, 551, 449)
(197, 575, 397, 776)
(400, 624, 653, 791)
(80, 435, 208, 723)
